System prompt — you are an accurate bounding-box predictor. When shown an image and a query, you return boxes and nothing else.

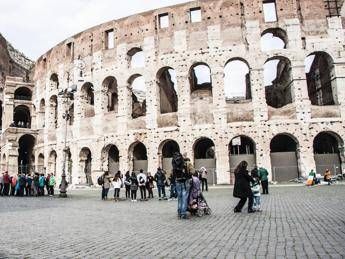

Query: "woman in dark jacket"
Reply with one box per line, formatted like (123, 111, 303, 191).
(233, 161, 255, 213)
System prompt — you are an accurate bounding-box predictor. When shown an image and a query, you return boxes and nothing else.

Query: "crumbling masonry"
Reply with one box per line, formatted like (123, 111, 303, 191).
(1, 0, 345, 185)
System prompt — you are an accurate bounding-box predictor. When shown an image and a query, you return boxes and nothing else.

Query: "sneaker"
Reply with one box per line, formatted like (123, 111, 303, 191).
(234, 208, 241, 213)
(248, 209, 255, 213)
(158, 198, 162, 201)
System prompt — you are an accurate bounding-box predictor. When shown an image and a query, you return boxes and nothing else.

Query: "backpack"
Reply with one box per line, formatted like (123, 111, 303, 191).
(172, 152, 184, 172)
(97, 176, 104, 186)
(139, 176, 145, 184)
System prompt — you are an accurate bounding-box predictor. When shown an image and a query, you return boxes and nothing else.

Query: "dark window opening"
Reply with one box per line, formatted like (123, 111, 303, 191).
(157, 67, 178, 114)
(194, 138, 215, 159)
(270, 134, 297, 152)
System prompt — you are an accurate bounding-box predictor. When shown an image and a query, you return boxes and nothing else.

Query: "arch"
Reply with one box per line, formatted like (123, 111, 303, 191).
(264, 56, 293, 108)
(49, 95, 58, 128)
(270, 133, 300, 182)
(14, 87, 32, 101)
(189, 62, 212, 95)
(127, 47, 145, 68)
(37, 153, 45, 173)
(79, 147, 93, 185)
(224, 58, 251, 101)
(101, 144, 120, 175)
(129, 74, 146, 118)
(261, 28, 287, 51)
(39, 99, 45, 128)
(157, 67, 178, 114)
(13, 105, 31, 128)
(313, 131, 343, 175)
(159, 139, 180, 174)
(81, 82, 95, 118)
(49, 73, 59, 90)
(129, 141, 148, 172)
(193, 137, 216, 184)
(102, 76, 118, 112)
(305, 52, 337, 106)
(18, 134, 36, 174)
(48, 150, 57, 174)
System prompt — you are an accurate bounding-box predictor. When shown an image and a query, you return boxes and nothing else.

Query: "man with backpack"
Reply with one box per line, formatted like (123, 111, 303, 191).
(172, 152, 192, 219)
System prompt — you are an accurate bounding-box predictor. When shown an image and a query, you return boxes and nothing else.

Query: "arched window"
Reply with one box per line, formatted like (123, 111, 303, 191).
(101, 144, 120, 175)
(130, 142, 148, 172)
(224, 59, 251, 101)
(18, 134, 36, 174)
(14, 87, 32, 101)
(129, 75, 146, 118)
(102, 76, 118, 112)
(157, 67, 178, 114)
(49, 74, 59, 91)
(81, 82, 95, 118)
(127, 47, 145, 68)
(264, 56, 292, 108)
(79, 147, 93, 185)
(13, 105, 31, 128)
(261, 28, 287, 51)
(49, 95, 58, 128)
(305, 52, 337, 106)
(189, 63, 212, 95)
(39, 99, 45, 128)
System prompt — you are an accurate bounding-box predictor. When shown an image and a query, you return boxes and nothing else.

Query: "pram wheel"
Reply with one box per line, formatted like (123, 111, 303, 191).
(205, 208, 212, 215)
(197, 209, 204, 217)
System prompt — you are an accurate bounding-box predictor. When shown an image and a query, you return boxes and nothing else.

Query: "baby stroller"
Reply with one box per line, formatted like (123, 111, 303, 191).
(188, 175, 212, 217)
(189, 192, 212, 217)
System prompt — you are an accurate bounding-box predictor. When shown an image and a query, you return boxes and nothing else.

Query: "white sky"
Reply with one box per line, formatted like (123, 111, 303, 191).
(0, 0, 192, 60)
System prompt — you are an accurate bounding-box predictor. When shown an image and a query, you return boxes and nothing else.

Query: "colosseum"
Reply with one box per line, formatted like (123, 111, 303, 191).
(1, 0, 345, 186)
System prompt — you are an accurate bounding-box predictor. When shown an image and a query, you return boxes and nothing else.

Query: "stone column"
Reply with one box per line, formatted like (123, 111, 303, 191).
(255, 136, 272, 181)
(116, 78, 130, 135)
(215, 140, 230, 184)
(176, 69, 192, 129)
(251, 68, 268, 122)
(333, 63, 345, 118)
(211, 66, 227, 129)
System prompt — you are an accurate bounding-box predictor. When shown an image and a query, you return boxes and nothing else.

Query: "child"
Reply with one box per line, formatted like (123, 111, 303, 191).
(251, 170, 262, 212)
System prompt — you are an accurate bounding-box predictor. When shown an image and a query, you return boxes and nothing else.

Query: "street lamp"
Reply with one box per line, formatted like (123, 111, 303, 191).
(58, 85, 77, 198)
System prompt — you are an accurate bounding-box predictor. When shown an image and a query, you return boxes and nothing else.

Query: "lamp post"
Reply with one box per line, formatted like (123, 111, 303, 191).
(58, 85, 77, 198)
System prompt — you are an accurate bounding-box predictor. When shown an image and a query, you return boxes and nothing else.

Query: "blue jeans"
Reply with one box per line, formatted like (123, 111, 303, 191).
(157, 185, 166, 198)
(253, 195, 261, 209)
(170, 183, 177, 198)
(176, 181, 189, 216)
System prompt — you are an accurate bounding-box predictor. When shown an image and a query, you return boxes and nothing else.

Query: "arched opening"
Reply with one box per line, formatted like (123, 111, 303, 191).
(229, 136, 256, 183)
(81, 82, 95, 118)
(157, 67, 178, 114)
(194, 137, 216, 184)
(224, 59, 251, 101)
(14, 87, 32, 101)
(18, 134, 35, 174)
(50, 74, 59, 91)
(39, 99, 45, 128)
(49, 95, 58, 128)
(189, 63, 212, 96)
(13, 105, 31, 128)
(270, 134, 299, 182)
(48, 150, 57, 174)
(101, 144, 120, 176)
(264, 56, 292, 108)
(305, 52, 337, 106)
(159, 140, 180, 174)
(129, 75, 146, 119)
(37, 153, 44, 174)
(313, 132, 343, 175)
(79, 147, 93, 186)
(102, 76, 118, 112)
(128, 47, 145, 68)
(261, 28, 287, 51)
(130, 142, 148, 173)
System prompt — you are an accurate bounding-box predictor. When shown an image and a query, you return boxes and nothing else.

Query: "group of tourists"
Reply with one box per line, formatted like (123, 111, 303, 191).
(98, 167, 176, 202)
(307, 168, 335, 186)
(233, 161, 269, 213)
(0, 171, 56, 197)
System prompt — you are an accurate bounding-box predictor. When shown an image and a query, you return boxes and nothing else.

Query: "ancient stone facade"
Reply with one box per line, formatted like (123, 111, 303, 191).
(1, 0, 345, 185)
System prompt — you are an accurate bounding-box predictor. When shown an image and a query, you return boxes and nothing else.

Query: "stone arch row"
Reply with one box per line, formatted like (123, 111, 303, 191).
(40, 50, 337, 128)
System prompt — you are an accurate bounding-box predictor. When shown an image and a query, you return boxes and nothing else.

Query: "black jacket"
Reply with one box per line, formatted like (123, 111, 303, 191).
(233, 168, 254, 198)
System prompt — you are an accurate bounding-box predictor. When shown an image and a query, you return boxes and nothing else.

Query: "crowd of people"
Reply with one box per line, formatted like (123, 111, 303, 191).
(0, 171, 56, 197)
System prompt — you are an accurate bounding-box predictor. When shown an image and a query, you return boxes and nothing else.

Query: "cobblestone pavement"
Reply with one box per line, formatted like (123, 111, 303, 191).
(0, 185, 345, 259)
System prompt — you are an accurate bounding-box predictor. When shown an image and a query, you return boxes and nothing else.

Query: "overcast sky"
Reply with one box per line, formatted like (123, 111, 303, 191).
(0, 0, 192, 60)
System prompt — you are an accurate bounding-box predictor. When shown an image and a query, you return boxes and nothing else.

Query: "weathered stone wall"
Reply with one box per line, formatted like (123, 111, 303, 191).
(3, 0, 345, 184)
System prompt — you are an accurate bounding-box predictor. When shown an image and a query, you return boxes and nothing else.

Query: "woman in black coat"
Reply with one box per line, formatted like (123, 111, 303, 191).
(233, 161, 255, 213)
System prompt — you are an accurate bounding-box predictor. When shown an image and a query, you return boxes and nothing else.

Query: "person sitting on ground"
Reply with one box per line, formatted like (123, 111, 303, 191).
(324, 169, 332, 185)
(137, 169, 147, 201)
(146, 172, 154, 199)
(154, 167, 167, 200)
(250, 169, 262, 212)
(130, 172, 138, 202)
(112, 172, 122, 202)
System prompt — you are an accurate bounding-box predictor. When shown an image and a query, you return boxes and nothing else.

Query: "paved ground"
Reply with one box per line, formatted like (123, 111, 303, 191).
(0, 185, 345, 259)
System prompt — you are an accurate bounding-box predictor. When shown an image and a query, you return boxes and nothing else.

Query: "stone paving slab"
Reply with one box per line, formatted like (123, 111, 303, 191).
(0, 186, 345, 258)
